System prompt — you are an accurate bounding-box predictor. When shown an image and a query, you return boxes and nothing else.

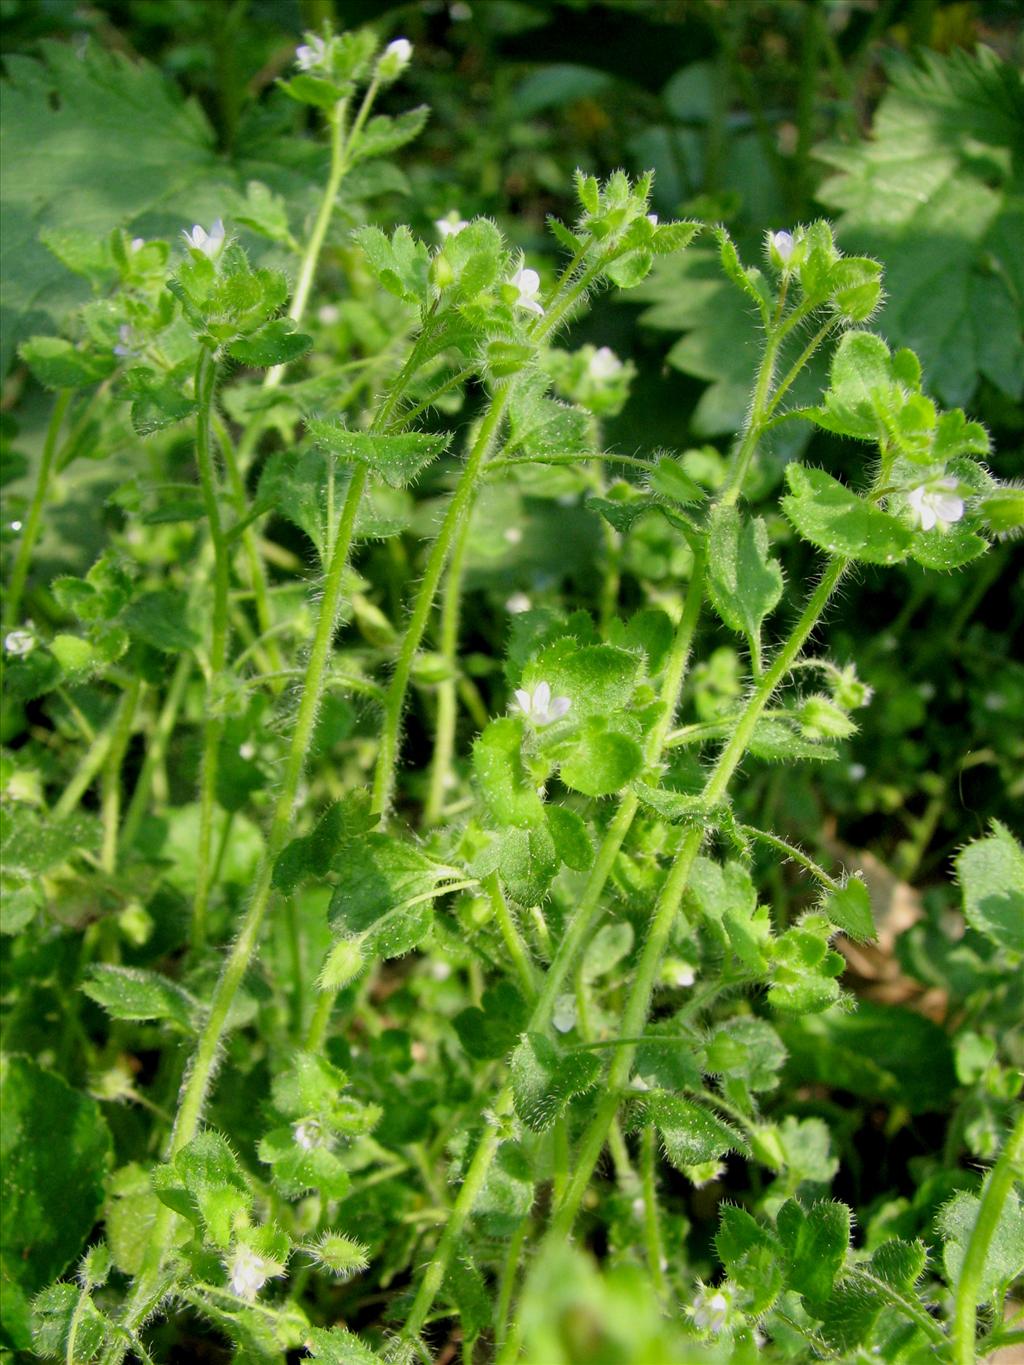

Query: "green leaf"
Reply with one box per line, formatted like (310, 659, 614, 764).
(560, 725, 643, 797)
(121, 589, 199, 652)
(153, 1131, 251, 1245)
(545, 804, 592, 871)
(0, 805, 99, 876)
(707, 504, 783, 642)
(328, 834, 456, 960)
(305, 1325, 387, 1365)
(473, 717, 546, 828)
(31, 1283, 108, 1362)
(768, 915, 845, 1014)
(82, 965, 200, 1031)
(939, 1188, 1024, 1300)
(777, 1001, 956, 1113)
(350, 107, 430, 164)
(453, 981, 529, 1061)
(510, 1033, 601, 1131)
(354, 225, 430, 305)
(227, 319, 312, 368)
(307, 420, 451, 489)
(18, 336, 114, 389)
(0, 1056, 112, 1301)
(641, 1092, 747, 1169)
(821, 877, 875, 942)
(955, 819, 1024, 953)
(783, 464, 913, 565)
(537, 643, 640, 718)
(273, 793, 376, 895)
(703, 1017, 787, 1093)
(817, 47, 1024, 403)
(777, 1198, 851, 1313)
(581, 921, 633, 981)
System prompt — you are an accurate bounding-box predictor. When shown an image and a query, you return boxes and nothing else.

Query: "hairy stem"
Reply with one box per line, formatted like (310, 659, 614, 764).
(192, 348, 229, 950)
(5, 388, 72, 626)
(547, 555, 848, 1241)
(399, 553, 708, 1343)
(100, 677, 143, 875)
(423, 505, 474, 826)
(951, 1110, 1024, 1365)
(372, 389, 511, 816)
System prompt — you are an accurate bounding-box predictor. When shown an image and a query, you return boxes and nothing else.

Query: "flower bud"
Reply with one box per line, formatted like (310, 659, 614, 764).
(377, 37, 412, 82)
(318, 938, 363, 991)
(768, 229, 795, 269)
(799, 693, 857, 740)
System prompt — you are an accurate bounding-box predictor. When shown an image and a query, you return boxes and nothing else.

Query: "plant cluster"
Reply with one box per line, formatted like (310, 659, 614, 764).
(1, 11, 1022, 1365)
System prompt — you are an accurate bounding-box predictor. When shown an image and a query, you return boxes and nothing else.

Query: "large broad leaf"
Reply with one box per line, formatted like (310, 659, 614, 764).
(0, 42, 218, 374)
(510, 1033, 601, 1131)
(817, 47, 1024, 405)
(0, 1057, 112, 1347)
(940, 1189, 1024, 1301)
(707, 504, 783, 644)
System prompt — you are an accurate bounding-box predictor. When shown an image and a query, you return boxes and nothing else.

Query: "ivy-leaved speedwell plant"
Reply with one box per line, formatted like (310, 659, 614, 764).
(2, 22, 1022, 1365)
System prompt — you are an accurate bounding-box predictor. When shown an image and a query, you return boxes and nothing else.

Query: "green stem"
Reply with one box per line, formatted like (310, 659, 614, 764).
(485, 873, 538, 998)
(119, 466, 368, 1336)
(53, 722, 115, 820)
(5, 389, 72, 625)
(215, 415, 283, 683)
(735, 823, 841, 892)
(100, 678, 143, 875)
(494, 1221, 530, 1353)
(642, 1123, 667, 1298)
(192, 348, 229, 950)
(120, 654, 191, 850)
(371, 389, 511, 816)
(423, 505, 474, 826)
(951, 1110, 1024, 1365)
(548, 555, 848, 1239)
(399, 554, 708, 1344)
(720, 333, 781, 508)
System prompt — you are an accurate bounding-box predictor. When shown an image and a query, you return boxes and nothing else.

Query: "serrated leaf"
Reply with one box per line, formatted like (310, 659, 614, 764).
(777, 1198, 851, 1313)
(305, 1325, 387, 1364)
(273, 793, 376, 895)
(955, 820, 1024, 953)
(31, 1283, 107, 1362)
(817, 47, 1024, 403)
(707, 504, 783, 643)
(354, 224, 430, 305)
(510, 1033, 601, 1130)
(783, 464, 912, 565)
(328, 834, 456, 960)
(227, 319, 312, 368)
(350, 106, 430, 164)
(307, 420, 450, 488)
(82, 965, 200, 1031)
(642, 1092, 747, 1169)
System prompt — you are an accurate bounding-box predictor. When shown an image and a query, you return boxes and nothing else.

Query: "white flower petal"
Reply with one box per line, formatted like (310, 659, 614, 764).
(547, 695, 572, 721)
(534, 681, 551, 711)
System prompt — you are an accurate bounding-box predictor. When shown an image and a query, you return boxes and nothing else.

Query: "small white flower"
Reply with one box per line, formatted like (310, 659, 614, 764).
(692, 1285, 732, 1333)
(587, 346, 623, 382)
(239, 740, 256, 760)
(183, 218, 226, 259)
(295, 35, 328, 71)
(435, 211, 470, 239)
(113, 323, 137, 359)
(629, 1075, 651, 1091)
(848, 762, 867, 781)
(647, 213, 659, 226)
(4, 629, 34, 657)
(907, 477, 965, 532)
(318, 303, 340, 325)
(10, 520, 22, 532)
(228, 1245, 270, 1301)
(672, 961, 696, 988)
(770, 229, 795, 265)
(552, 993, 577, 1034)
(510, 680, 571, 727)
(293, 1119, 321, 1151)
(505, 592, 532, 615)
(379, 37, 413, 80)
(510, 266, 544, 317)
(430, 959, 452, 981)
(631, 1196, 646, 1219)
(129, 237, 145, 253)
(504, 526, 523, 544)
